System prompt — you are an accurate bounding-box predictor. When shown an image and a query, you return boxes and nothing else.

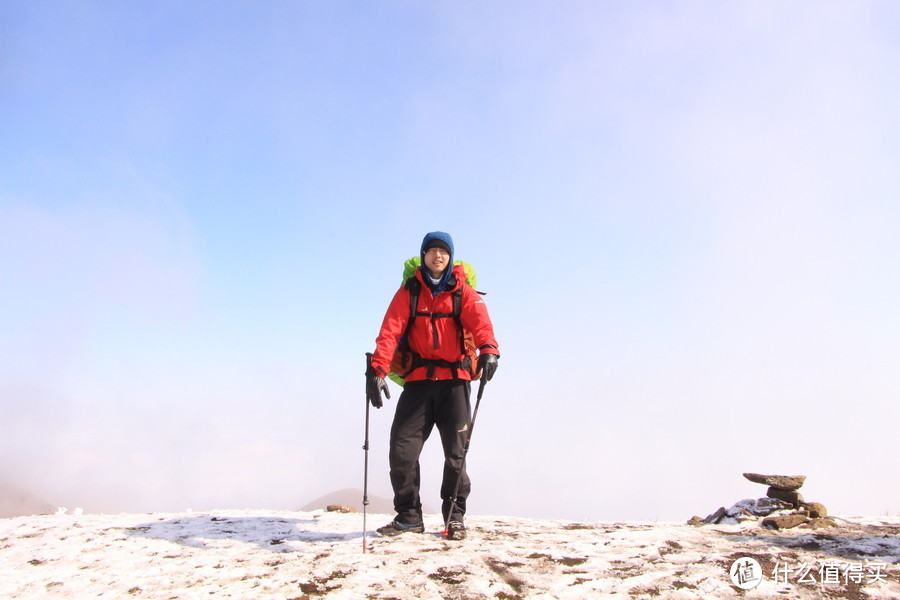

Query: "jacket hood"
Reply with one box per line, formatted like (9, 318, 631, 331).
(420, 231, 455, 295)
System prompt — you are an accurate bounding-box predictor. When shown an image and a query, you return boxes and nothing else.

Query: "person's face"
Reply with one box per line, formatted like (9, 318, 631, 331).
(424, 246, 450, 277)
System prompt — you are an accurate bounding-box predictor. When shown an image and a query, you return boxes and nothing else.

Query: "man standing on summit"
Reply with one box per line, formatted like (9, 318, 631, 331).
(366, 231, 500, 540)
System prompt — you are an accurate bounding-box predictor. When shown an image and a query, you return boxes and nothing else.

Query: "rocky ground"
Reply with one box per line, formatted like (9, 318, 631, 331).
(0, 509, 898, 599)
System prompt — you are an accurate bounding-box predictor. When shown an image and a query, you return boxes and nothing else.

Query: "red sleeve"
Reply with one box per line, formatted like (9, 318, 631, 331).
(370, 286, 410, 377)
(459, 285, 500, 356)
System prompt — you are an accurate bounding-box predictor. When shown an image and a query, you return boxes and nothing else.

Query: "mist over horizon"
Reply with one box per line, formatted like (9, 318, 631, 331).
(3, 2, 899, 524)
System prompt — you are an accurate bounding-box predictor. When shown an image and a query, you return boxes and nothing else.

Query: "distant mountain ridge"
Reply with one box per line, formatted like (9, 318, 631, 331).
(299, 488, 437, 514)
(0, 480, 54, 518)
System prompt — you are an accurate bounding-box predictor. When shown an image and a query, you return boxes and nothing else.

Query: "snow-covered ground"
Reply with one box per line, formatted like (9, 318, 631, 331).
(1, 509, 898, 599)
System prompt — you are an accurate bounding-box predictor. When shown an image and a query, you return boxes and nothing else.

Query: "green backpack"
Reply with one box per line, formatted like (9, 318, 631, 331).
(387, 257, 480, 386)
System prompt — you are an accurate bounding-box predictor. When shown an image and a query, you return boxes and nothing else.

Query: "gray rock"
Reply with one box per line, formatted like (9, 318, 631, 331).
(743, 472, 806, 491)
(750, 497, 794, 516)
(701, 506, 728, 525)
(725, 499, 756, 518)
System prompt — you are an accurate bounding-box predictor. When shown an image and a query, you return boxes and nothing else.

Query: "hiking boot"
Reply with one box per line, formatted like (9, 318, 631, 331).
(376, 520, 425, 537)
(446, 520, 466, 540)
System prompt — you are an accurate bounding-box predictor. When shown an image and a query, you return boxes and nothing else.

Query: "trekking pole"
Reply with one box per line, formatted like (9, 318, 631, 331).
(442, 377, 487, 539)
(362, 370, 372, 553)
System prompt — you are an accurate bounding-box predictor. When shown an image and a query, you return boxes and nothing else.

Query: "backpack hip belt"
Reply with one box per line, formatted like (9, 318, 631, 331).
(401, 352, 472, 380)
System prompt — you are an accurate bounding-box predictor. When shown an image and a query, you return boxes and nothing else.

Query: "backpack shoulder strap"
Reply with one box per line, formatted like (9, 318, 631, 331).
(452, 287, 466, 357)
(394, 276, 421, 373)
(452, 286, 462, 317)
(403, 276, 420, 328)
(405, 276, 420, 303)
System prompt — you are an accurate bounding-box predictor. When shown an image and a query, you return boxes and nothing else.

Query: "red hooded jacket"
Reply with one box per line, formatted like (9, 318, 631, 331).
(371, 265, 499, 383)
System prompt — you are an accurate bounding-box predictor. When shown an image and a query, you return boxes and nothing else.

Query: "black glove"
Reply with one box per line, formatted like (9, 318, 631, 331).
(365, 352, 390, 409)
(366, 375, 390, 409)
(477, 353, 498, 382)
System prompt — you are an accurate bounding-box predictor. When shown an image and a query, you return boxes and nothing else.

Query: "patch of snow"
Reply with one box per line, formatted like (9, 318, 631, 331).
(0, 509, 897, 599)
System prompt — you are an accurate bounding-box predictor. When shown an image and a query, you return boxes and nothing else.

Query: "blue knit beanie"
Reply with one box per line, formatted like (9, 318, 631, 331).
(420, 231, 455, 294)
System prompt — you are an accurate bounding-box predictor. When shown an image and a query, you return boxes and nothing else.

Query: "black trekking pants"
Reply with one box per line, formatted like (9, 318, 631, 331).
(389, 379, 472, 524)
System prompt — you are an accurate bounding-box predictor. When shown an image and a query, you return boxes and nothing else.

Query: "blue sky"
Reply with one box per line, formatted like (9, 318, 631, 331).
(2, 1, 899, 520)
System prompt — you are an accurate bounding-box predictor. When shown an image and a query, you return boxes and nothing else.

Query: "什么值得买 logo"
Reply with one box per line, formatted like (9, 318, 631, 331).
(729, 557, 763, 590)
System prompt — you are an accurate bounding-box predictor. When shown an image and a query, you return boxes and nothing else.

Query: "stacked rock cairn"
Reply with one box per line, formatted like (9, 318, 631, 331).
(689, 472, 831, 529)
